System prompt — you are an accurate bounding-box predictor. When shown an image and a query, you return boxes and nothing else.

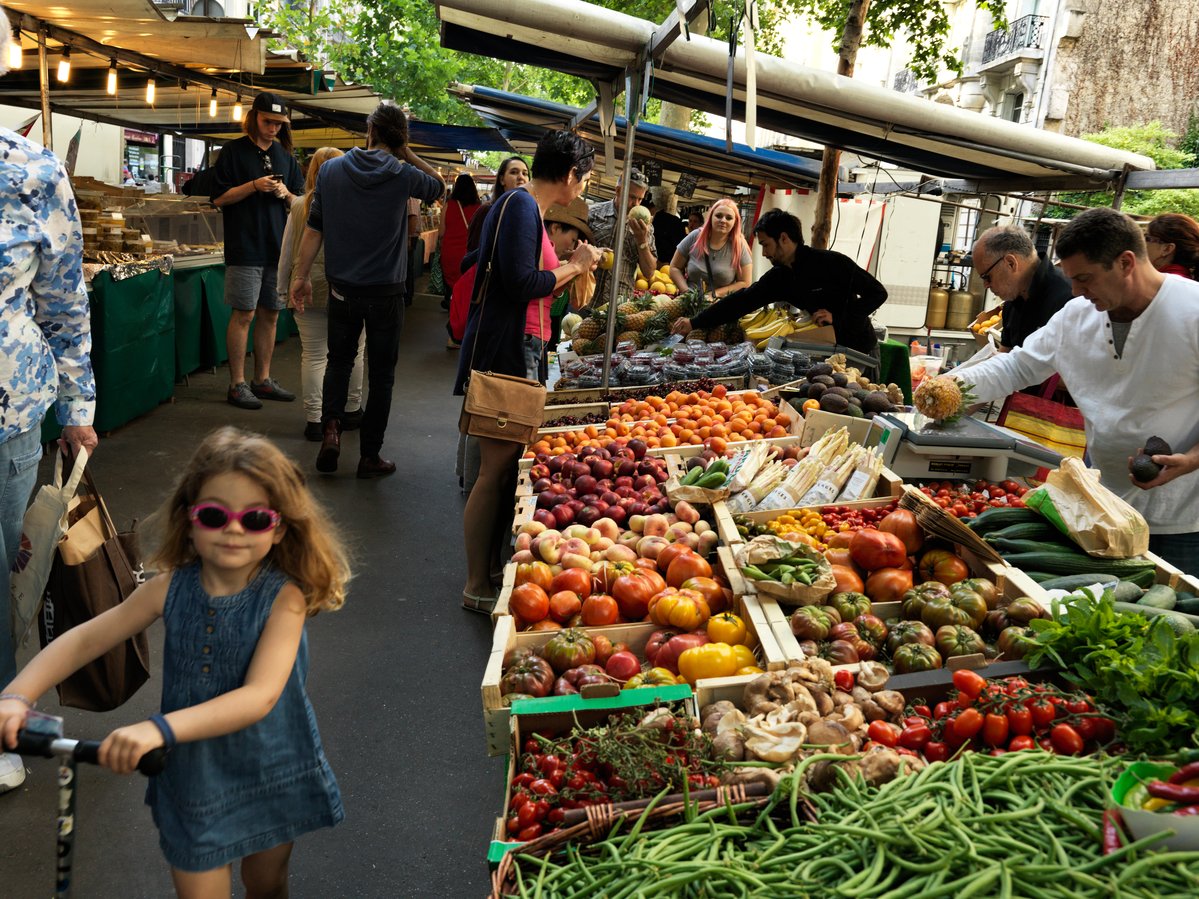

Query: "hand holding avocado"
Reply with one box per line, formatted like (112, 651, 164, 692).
(1128, 435, 1199, 490)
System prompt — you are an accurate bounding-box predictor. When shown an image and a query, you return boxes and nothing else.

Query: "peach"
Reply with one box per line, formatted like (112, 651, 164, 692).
(563, 524, 591, 542)
(592, 536, 614, 552)
(618, 531, 642, 550)
(603, 544, 638, 563)
(698, 531, 719, 558)
(628, 514, 647, 534)
(694, 520, 712, 535)
(637, 535, 670, 560)
(561, 537, 591, 559)
(514, 532, 534, 553)
(643, 514, 670, 538)
(673, 502, 701, 525)
(510, 549, 535, 564)
(561, 552, 593, 572)
(593, 518, 621, 541)
(517, 520, 548, 538)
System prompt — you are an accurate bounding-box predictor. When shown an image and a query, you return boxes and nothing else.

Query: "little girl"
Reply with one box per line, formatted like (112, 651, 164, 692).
(0, 427, 350, 898)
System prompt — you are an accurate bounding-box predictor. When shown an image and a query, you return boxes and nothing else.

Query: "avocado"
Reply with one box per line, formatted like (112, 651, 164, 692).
(809, 363, 834, 378)
(825, 386, 853, 399)
(1130, 453, 1161, 483)
(862, 391, 893, 414)
(1144, 435, 1172, 457)
(819, 393, 850, 414)
(807, 383, 828, 400)
(845, 403, 865, 419)
(812, 374, 836, 387)
(831, 372, 849, 387)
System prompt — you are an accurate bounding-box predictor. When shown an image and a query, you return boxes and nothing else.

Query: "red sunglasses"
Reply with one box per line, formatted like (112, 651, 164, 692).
(189, 503, 282, 532)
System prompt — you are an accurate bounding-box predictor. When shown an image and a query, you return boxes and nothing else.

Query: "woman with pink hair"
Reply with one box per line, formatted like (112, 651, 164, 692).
(668, 198, 753, 298)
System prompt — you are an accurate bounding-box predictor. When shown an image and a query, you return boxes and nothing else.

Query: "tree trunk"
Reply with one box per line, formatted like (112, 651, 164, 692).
(810, 0, 872, 250)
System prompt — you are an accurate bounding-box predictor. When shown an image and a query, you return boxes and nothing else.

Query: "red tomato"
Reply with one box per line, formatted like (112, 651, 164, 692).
(952, 669, 987, 699)
(924, 741, 949, 762)
(953, 708, 984, 741)
(834, 669, 856, 692)
(580, 593, 620, 626)
(550, 567, 592, 600)
(510, 583, 551, 624)
(1008, 735, 1036, 751)
(1029, 698, 1057, 731)
(899, 723, 932, 751)
(982, 713, 1010, 748)
(913, 704, 932, 719)
(933, 701, 954, 720)
(1050, 723, 1084, 755)
(517, 824, 543, 842)
(1006, 706, 1033, 736)
(866, 720, 901, 747)
(665, 552, 713, 589)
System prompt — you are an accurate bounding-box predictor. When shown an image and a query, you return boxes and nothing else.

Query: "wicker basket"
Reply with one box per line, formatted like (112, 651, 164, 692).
(490, 782, 812, 897)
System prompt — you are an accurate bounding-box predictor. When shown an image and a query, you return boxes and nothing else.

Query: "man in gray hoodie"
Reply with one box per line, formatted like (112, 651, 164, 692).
(290, 102, 444, 478)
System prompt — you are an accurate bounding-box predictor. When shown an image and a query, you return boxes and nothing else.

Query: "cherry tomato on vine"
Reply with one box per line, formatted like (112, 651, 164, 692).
(982, 713, 1010, 748)
(1006, 705, 1033, 736)
(899, 723, 932, 751)
(1029, 698, 1057, 730)
(924, 741, 950, 763)
(952, 669, 987, 699)
(866, 720, 901, 747)
(529, 779, 557, 796)
(517, 824, 543, 842)
(933, 701, 954, 720)
(1050, 724, 1084, 756)
(953, 708, 984, 741)
(913, 704, 932, 719)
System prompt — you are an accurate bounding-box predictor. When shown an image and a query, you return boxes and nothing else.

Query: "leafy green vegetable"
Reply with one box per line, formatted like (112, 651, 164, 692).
(1027, 592, 1199, 755)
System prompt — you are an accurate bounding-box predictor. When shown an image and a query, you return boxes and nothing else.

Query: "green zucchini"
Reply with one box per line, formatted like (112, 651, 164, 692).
(1174, 595, 1199, 615)
(1038, 573, 1124, 592)
(984, 522, 1064, 542)
(1001, 552, 1157, 588)
(1139, 585, 1177, 610)
(1111, 581, 1146, 603)
(966, 507, 1042, 535)
(1112, 601, 1198, 634)
(1023, 571, 1058, 583)
(988, 537, 1080, 556)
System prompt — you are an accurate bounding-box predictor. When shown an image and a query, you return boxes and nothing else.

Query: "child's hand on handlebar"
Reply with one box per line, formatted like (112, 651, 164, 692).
(0, 699, 28, 750)
(99, 721, 166, 775)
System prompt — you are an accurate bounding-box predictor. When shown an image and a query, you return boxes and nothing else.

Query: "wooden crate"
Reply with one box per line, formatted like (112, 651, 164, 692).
(540, 402, 612, 425)
(543, 377, 749, 406)
(481, 588, 776, 756)
(709, 471, 905, 546)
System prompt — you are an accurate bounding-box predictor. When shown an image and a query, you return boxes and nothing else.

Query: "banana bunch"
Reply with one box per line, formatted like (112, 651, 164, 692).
(741, 307, 797, 348)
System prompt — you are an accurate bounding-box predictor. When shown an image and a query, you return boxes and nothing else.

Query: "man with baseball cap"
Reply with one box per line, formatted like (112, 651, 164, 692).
(589, 168, 656, 301)
(211, 91, 305, 409)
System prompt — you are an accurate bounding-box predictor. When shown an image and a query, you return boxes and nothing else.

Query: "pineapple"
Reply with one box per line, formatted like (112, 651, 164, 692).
(721, 322, 746, 343)
(615, 331, 642, 348)
(571, 337, 591, 355)
(914, 376, 976, 424)
(656, 294, 685, 321)
(623, 310, 655, 331)
(617, 301, 639, 316)
(678, 288, 709, 317)
(641, 311, 670, 346)
(686, 329, 706, 342)
(576, 317, 602, 341)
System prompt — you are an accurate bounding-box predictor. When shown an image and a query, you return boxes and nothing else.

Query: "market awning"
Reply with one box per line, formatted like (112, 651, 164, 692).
(5, 0, 266, 73)
(435, 0, 1154, 186)
(451, 84, 826, 199)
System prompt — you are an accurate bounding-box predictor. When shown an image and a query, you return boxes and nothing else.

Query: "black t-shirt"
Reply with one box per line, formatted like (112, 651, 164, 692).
(653, 211, 686, 264)
(1000, 252, 1073, 349)
(211, 136, 304, 266)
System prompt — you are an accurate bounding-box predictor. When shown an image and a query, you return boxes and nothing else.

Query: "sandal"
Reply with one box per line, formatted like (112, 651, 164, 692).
(462, 591, 498, 615)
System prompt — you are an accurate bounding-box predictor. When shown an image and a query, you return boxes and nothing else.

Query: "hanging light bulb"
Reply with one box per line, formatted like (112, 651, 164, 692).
(208, 88, 217, 118)
(146, 75, 156, 105)
(7, 27, 21, 71)
(232, 95, 243, 122)
(56, 46, 71, 83)
(106, 59, 118, 96)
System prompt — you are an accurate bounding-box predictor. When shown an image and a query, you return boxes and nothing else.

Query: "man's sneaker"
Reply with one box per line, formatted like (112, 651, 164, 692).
(251, 378, 296, 402)
(228, 382, 263, 409)
(0, 753, 25, 793)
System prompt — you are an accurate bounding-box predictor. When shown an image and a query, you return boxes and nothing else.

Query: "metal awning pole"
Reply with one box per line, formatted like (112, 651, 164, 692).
(600, 62, 644, 391)
(37, 26, 52, 150)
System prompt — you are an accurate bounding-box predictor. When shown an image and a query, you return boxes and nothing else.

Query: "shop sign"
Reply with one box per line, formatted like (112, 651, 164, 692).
(123, 129, 159, 146)
(637, 159, 662, 186)
(674, 170, 698, 199)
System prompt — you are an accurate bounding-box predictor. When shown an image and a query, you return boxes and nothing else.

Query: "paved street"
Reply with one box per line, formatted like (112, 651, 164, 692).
(0, 284, 504, 897)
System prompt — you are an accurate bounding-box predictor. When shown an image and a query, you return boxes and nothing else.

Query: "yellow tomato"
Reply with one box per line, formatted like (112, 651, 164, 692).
(707, 612, 748, 646)
(730, 644, 757, 668)
(677, 642, 739, 685)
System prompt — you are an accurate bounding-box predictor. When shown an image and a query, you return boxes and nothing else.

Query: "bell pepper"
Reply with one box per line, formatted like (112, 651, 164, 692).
(648, 588, 711, 631)
(730, 643, 757, 669)
(707, 612, 748, 646)
(677, 642, 739, 685)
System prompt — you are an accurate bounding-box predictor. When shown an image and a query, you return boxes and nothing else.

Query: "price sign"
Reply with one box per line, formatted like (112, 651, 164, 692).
(674, 170, 698, 199)
(639, 159, 663, 186)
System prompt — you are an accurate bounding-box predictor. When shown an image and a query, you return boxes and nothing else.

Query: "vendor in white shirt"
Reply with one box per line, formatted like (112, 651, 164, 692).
(957, 207, 1199, 575)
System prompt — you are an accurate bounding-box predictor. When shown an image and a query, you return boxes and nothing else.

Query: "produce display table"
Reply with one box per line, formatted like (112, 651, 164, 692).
(483, 374, 1199, 891)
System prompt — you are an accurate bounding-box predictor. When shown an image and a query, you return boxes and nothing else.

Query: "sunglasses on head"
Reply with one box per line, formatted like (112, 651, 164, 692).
(189, 503, 282, 532)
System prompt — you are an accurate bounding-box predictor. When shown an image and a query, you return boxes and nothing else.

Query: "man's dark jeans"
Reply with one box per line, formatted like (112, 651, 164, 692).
(322, 291, 404, 459)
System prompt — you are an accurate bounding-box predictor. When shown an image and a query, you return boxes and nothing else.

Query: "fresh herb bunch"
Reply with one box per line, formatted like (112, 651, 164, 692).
(1026, 592, 1199, 754)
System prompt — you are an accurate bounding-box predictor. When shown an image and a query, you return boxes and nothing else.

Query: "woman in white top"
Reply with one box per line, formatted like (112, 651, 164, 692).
(669, 198, 753, 299)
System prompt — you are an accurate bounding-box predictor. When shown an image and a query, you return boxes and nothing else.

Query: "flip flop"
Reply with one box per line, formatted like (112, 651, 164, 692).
(462, 591, 498, 615)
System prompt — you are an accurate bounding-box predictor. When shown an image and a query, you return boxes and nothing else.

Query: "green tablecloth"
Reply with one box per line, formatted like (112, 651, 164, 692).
(173, 266, 207, 378)
(880, 338, 913, 404)
(91, 267, 176, 431)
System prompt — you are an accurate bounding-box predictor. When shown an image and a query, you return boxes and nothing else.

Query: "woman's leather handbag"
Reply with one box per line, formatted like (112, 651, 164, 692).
(458, 189, 547, 445)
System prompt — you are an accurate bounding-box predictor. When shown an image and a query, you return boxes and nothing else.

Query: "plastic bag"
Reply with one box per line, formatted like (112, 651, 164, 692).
(1023, 457, 1149, 558)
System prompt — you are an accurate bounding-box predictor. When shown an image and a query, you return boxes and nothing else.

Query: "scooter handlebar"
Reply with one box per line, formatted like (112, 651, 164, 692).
(15, 730, 168, 776)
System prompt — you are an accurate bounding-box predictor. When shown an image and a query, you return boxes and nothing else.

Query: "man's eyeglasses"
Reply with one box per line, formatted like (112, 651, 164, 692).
(979, 255, 1005, 285)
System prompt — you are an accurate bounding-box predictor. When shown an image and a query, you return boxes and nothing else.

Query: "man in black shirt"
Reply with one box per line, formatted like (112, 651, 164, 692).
(211, 92, 304, 409)
(671, 209, 887, 353)
(652, 189, 686, 267)
(972, 226, 1072, 350)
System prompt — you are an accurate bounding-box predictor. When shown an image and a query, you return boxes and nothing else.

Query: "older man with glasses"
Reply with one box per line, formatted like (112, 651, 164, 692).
(972, 226, 1072, 351)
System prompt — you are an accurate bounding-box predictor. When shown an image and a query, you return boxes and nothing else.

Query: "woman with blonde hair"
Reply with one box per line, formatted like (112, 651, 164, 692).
(669, 198, 753, 298)
(278, 147, 365, 441)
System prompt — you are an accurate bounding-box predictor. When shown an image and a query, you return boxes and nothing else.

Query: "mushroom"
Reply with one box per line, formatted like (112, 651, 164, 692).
(805, 719, 856, 755)
(830, 702, 865, 733)
(701, 701, 737, 735)
(722, 766, 783, 792)
(744, 721, 808, 763)
(856, 661, 890, 692)
(711, 731, 746, 762)
(873, 691, 906, 718)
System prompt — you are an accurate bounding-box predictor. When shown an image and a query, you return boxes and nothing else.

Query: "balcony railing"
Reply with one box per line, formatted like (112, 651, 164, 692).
(982, 15, 1048, 65)
(893, 68, 919, 93)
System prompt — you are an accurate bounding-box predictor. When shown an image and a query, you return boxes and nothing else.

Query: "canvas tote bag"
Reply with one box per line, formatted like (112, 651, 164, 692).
(39, 456, 150, 711)
(10, 448, 89, 649)
(458, 189, 547, 445)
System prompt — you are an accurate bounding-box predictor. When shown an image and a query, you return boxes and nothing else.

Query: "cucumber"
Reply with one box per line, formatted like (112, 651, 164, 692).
(966, 507, 1043, 535)
(988, 537, 1080, 555)
(1112, 601, 1198, 634)
(1001, 552, 1158, 587)
(1174, 596, 1199, 615)
(1139, 585, 1177, 610)
(1038, 573, 1124, 592)
(985, 522, 1065, 542)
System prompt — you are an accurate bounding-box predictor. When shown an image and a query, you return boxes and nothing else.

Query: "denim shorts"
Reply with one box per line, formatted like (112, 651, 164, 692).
(225, 266, 285, 312)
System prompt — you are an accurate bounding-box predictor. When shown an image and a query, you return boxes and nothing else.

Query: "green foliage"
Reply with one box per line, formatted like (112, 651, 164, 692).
(783, 0, 1006, 81)
(1045, 122, 1199, 219)
(1181, 109, 1199, 162)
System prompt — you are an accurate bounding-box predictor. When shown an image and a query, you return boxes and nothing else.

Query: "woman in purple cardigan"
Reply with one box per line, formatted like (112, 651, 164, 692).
(457, 131, 603, 613)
